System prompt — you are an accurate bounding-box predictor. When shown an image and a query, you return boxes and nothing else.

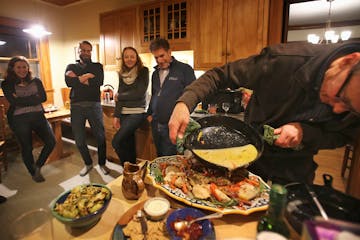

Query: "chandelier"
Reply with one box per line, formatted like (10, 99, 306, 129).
(307, 0, 352, 44)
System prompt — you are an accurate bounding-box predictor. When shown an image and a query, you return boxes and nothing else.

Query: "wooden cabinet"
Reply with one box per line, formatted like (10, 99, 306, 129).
(102, 105, 119, 163)
(102, 105, 157, 163)
(140, 0, 191, 51)
(192, 0, 269, 69)
(100, 7, 139, 70)
(135, 121, 157, 161)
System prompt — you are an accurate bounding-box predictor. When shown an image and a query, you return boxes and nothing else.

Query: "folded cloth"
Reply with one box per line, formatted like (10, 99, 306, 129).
(176, 118, 201, 154)
(263, 124, 303, 150)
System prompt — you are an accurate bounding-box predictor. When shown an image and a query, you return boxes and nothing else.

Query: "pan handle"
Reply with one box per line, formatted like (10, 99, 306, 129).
(322, 174, 333, 188)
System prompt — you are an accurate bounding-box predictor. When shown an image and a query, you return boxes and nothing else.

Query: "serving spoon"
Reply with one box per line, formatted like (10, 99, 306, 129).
(174, 212, 223, 231)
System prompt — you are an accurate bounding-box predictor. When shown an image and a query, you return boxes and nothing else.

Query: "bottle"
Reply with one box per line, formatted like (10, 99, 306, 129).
(257, 184, 290, 240)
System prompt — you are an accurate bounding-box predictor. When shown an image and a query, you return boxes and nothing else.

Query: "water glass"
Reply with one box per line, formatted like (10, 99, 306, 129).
(208, 104, 217, 114)
(10, 208, 54, 240)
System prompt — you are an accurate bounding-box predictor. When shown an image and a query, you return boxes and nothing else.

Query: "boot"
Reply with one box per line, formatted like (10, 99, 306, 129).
(32, 167, 45, 183)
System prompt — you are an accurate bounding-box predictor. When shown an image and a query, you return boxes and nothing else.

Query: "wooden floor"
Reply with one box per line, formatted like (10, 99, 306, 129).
(313, 147, 347, 193)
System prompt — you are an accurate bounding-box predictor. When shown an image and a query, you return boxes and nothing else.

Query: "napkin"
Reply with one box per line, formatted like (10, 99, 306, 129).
(176, 118, 201, 154)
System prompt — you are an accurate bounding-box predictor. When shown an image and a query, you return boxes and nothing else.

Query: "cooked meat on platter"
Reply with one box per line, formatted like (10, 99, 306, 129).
(151, 155, 269, 209)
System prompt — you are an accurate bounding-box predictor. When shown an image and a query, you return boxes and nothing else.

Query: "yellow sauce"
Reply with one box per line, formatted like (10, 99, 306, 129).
(193, 144, 258, 170)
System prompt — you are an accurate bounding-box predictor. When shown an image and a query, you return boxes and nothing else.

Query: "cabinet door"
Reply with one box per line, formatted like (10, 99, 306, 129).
(165, 0, 191, 50)
(100, 12, 121, 70)
(140, 3, 163, 46)
(192, 0, 227, 69)
(226, 0, 269, 62)
(119, 8, 139, 51)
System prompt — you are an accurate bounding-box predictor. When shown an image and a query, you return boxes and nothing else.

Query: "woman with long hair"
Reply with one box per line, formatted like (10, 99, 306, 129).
(2, 56, 55, 182)
(112, 47, 149, 164)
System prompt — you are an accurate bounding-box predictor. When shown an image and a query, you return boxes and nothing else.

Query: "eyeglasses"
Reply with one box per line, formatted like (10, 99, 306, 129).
(335, 68, 360, 117)
(79, 49, 92, 53)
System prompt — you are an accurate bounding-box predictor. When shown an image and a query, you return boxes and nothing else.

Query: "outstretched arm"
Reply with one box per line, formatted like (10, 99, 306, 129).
(168, 102, 191, 144)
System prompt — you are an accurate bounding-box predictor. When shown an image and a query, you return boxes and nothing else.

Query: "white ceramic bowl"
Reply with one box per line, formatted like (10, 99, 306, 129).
(143, 197, 170, 221)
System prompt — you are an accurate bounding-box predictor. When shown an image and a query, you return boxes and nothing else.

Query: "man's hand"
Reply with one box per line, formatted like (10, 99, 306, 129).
(168, 102, 190, 144)
(113, 117, 120, 129)
(79, 73, 95, 85)
(65, 70, 77, 77)
(274, 122, 303, 148)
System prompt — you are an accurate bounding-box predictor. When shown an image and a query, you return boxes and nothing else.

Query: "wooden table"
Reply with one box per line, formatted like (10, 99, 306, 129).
(45, 108, 72, 162)
(52, 175, 300, 240)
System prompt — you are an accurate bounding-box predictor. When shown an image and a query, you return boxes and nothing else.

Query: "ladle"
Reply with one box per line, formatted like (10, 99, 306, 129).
(174, 212, 223, 231)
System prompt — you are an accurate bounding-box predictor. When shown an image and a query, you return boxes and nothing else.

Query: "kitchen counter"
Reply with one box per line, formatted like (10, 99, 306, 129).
(52, 175, 297, 240)
(191, 111, 245, 121)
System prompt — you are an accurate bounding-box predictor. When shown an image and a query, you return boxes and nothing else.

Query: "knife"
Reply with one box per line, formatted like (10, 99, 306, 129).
(137, 210, 148, 240)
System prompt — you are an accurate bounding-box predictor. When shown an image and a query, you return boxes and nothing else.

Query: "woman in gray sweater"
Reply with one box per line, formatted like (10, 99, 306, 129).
(112, 47, 149, 165)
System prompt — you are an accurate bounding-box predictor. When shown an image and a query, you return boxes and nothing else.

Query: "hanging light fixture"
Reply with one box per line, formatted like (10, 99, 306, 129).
(22, 1, 52, 38)
(307, 0, 352, 44)
(23, 24, 52, 38)
(0, 40, 6, 45)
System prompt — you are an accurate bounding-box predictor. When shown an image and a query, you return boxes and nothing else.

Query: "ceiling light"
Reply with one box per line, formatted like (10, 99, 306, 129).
(0, 41, 6, 45)
(307, 0, 352, 44)
(23, 25, 52, 38)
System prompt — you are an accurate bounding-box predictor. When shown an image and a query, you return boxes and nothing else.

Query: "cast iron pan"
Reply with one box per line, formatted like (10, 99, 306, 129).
(285, 174, 360, 234)
(184, 115, 264, 171)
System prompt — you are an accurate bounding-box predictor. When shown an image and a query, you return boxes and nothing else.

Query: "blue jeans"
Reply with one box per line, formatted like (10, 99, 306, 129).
(112, 113, 145, 164)
(71, 102, 106, 166)
(151, 121, 177, 157)
(12, 112, 56, 176)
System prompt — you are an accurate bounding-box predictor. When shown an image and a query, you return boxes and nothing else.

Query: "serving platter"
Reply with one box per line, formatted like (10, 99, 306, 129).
(147, 155, 270, 215)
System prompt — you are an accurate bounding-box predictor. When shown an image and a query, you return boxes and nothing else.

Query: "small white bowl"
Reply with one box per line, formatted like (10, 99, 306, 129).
(143, 197, 170, 221)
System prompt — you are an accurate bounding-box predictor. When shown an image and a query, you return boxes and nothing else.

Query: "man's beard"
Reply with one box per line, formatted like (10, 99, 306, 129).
(80, 55, 92, 64)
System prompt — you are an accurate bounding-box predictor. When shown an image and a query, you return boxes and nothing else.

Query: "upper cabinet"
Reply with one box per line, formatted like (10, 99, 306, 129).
(100, 7, 139, 70)
(192, 0, 270, 69)
(140, 0, 191, 51)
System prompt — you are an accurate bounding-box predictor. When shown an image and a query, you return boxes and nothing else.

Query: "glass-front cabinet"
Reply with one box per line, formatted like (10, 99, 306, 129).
(140, 0, 190, 50)
(142, 5, 162, 43)
(166, 1, 188, 41)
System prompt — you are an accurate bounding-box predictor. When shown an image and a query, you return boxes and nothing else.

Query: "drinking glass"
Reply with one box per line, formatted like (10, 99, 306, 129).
(10, 208, 54, 240)
(222, 102, 230, 115)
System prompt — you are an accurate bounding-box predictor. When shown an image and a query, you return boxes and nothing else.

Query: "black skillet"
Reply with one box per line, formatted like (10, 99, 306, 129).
(284, 174, 360, 234)
(184, 115, 264, 172)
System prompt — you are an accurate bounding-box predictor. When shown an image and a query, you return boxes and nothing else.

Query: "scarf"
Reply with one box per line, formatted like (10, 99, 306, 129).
(121, 66, 138, 85)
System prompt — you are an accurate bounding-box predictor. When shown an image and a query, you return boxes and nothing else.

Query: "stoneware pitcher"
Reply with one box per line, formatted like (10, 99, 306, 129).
(121, 161, 146, 200)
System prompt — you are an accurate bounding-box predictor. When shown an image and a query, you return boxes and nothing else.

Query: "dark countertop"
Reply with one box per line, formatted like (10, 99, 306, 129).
(190, 112, 245, 121)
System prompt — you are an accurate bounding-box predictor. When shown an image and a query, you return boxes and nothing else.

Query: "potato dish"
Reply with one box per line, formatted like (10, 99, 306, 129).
(54, 185, 111, 219)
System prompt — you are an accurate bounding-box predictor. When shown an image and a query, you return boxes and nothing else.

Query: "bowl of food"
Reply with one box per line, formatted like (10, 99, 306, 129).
(51, 183, 112, 228)
(143, 197, 170, 221)
(166, 207, 216, 240)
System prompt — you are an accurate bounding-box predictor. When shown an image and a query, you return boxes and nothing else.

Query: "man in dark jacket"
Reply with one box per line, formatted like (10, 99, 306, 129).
(65, 40, 110, 176)
(148, 38, 196, 156)
(169, 42, 360, 184)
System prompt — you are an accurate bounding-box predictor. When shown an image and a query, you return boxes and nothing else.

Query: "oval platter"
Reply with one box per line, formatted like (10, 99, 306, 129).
(146, 155, 270, 215)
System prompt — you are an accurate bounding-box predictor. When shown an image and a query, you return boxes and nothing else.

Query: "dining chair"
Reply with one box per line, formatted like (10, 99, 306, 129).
(0, 104, 8, 183)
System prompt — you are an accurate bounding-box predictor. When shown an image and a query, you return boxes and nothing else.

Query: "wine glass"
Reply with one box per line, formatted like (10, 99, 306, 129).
(222, 102, 230, 115)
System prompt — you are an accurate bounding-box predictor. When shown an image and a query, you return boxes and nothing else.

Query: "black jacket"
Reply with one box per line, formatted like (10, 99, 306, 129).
(149, 57, 196, 124)
(179, 42, 360, 183)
